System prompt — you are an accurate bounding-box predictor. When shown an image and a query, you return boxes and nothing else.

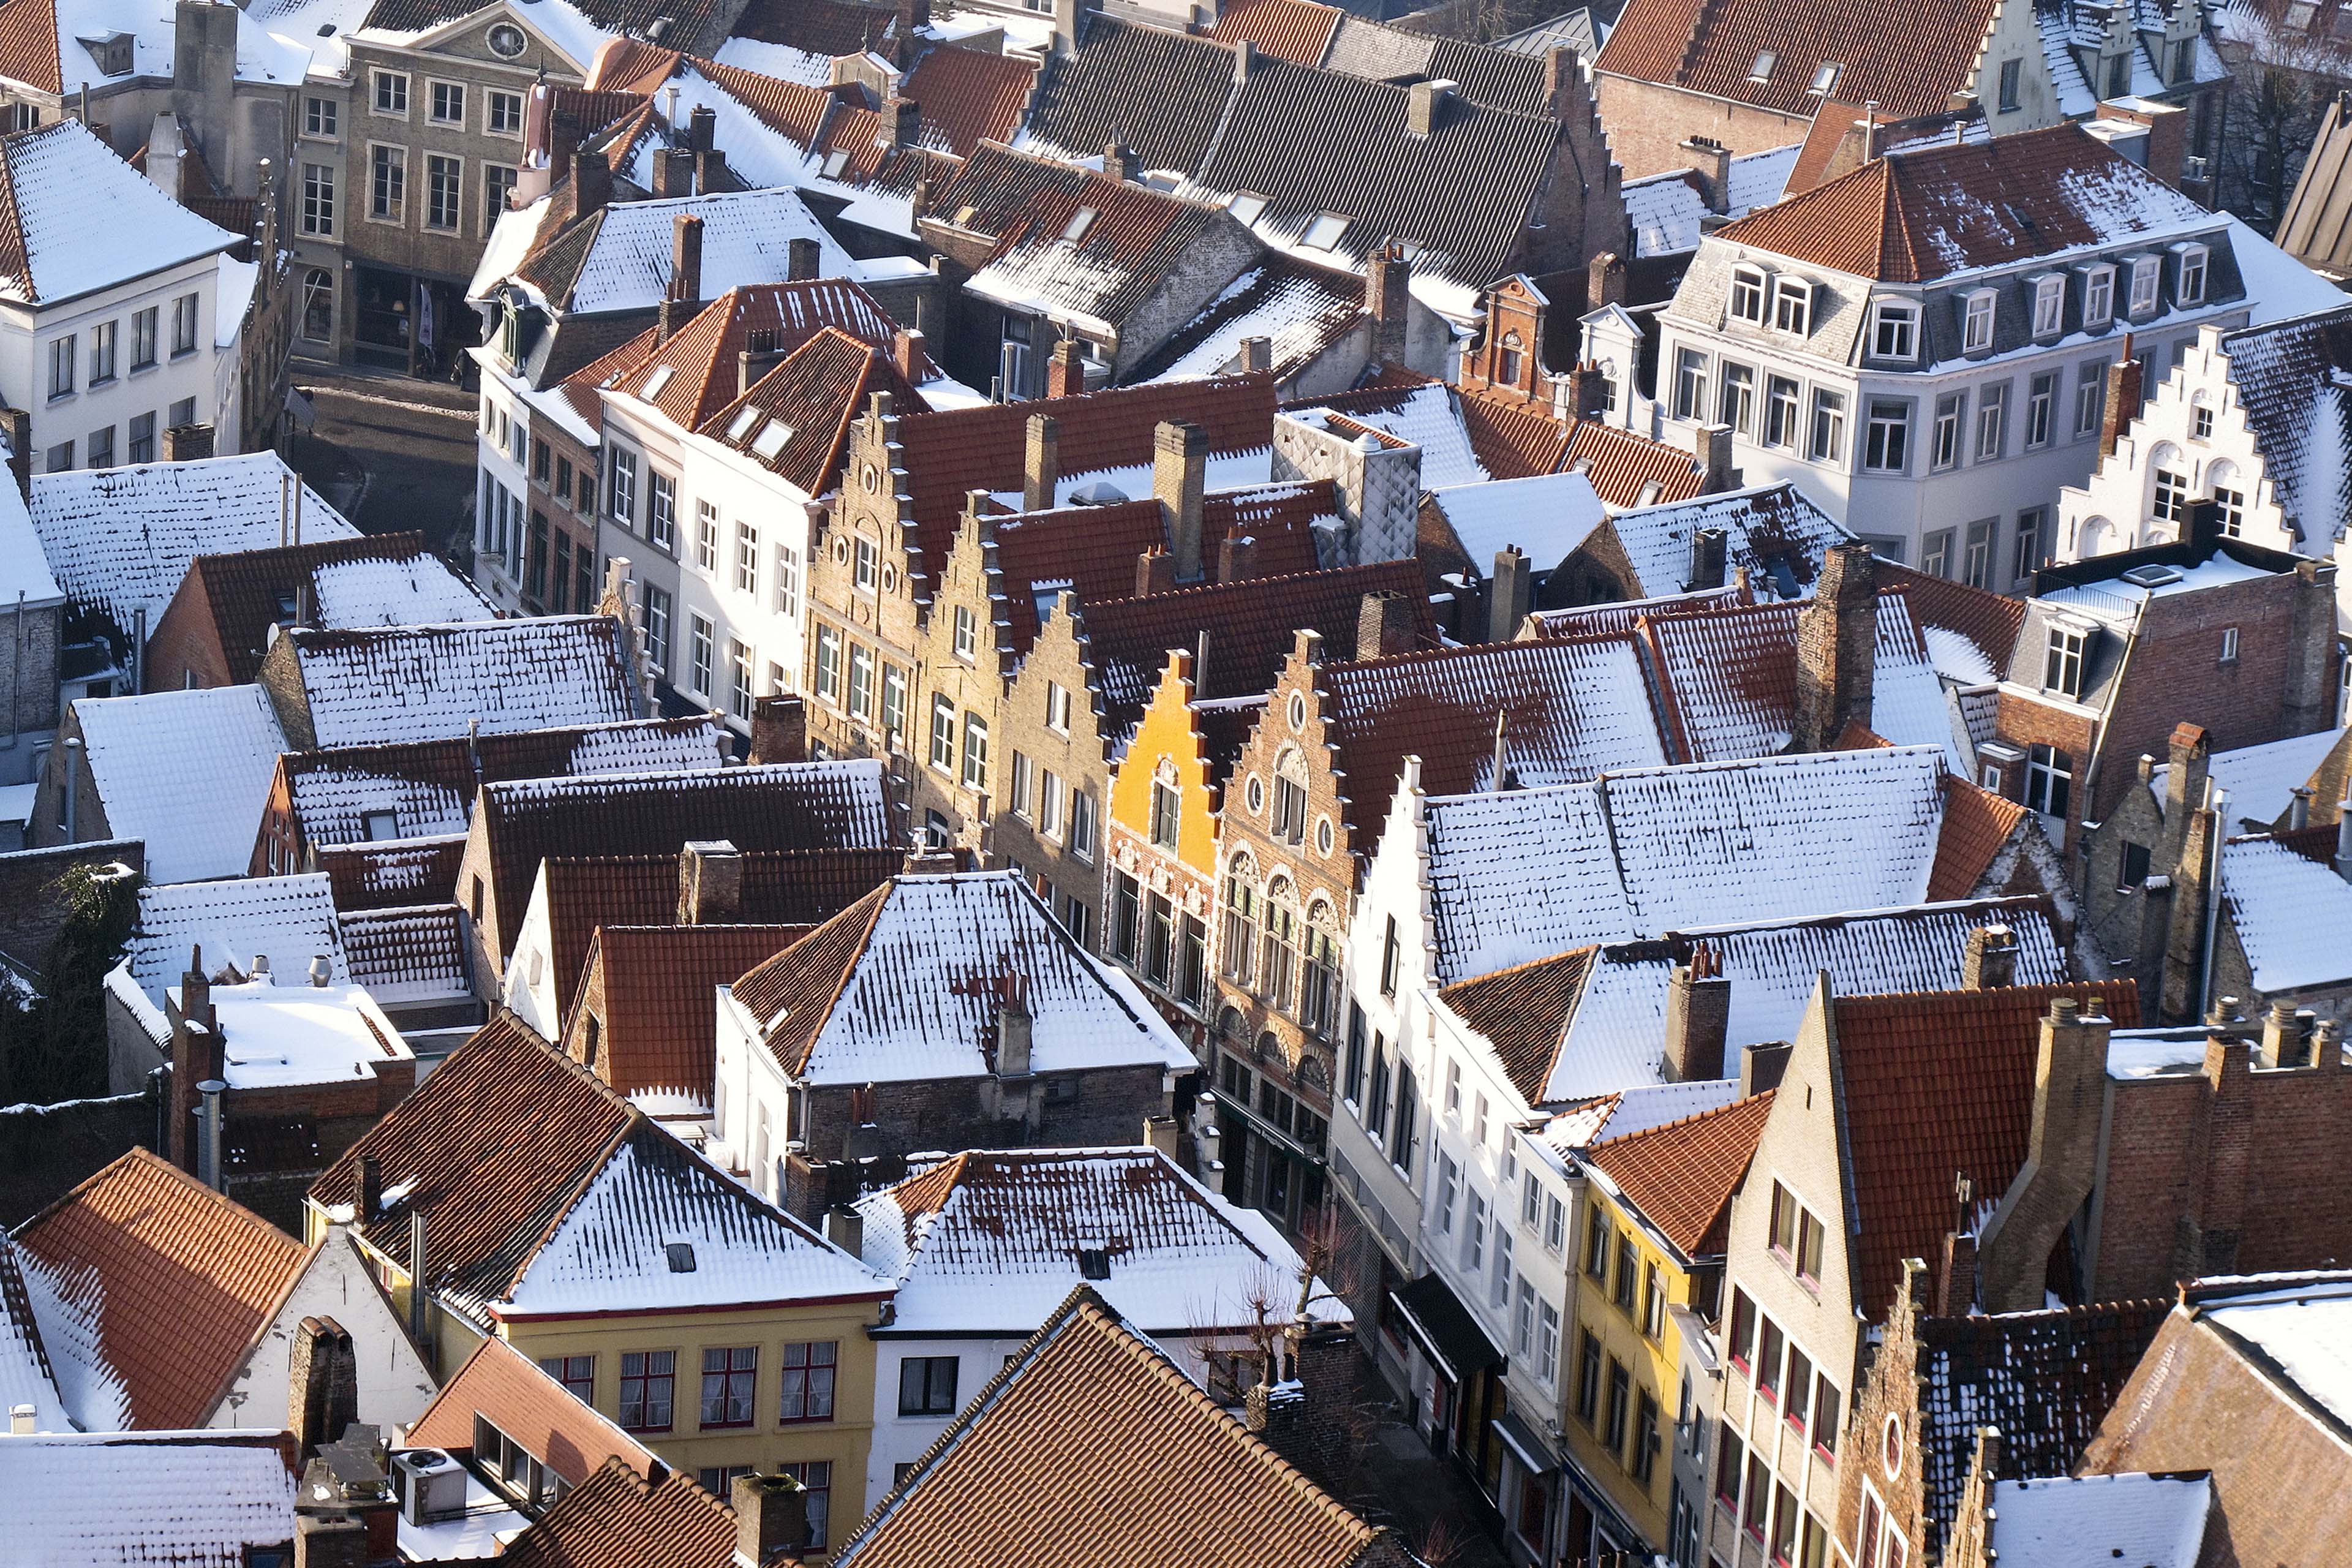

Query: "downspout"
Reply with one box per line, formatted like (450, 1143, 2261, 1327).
(4, 589, 23, 750)
(2198, 783, 2227, 1018)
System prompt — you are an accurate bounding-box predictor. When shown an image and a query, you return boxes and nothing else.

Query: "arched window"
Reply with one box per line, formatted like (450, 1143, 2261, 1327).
(2148, 443, 2190, 533)
(1299, 899, 1340, 1036)
(2206, 459, 2246, 538)
(1221, 853, 1257, 984)
(1498, 330, 1524, 388)
(2078, 515, 2117, 557)
(302, 268, 334, 341)
(1296, 1054, 1327, 1093)
(1272, 747, 1309, 844)
(1260, 876, 1298, 1012)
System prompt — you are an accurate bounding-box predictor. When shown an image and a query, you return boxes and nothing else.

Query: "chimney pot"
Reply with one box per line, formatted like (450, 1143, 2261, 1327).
(1587, 250, 1626, 312)
(1136, 547, 1178, 597)
(8, 1403, 32, 1434)
(1144, 1114, 1178, 1160)
(822, 1204, 864, 1255)
(1237, 334, 1272, 374)
(688, 103, 715, 152)
(308, 954, 332, 988)
(751, 694, 807, 763)
(893, 326, 926, 383)
(654, 145, 693, 198)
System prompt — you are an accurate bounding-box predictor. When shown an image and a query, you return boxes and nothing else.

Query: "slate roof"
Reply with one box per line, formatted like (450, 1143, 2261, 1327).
(1599, 481, 1849, 599)
(699, 326, 929, 497)
(515, 187, 853, 315)
(1595, 0, 2000, 120)
(496, 1460, 734, 1568)
(120, 873, 346, 1006)
(1424, 470, 1610, 579)
(407, 1336, 660, 1485)
(1622, 145, 1799, 255)
(1912, 1298, 2169, 1560)
(29, 453, 358, 636)
(833, 1289, 1394, 1568)
(171, 534, 491, 685)
(1022, 16, 1240, 175)
(567, 923, 810, 1102)
(75, 685, 287, 884)
(1830, 979, 2141, 1319)
(13, 1150, 308, 1431)
(1586, 1090, 1774, 1257)
(0, 119, 238, 306)
(0, 1428, 299, 1568)
(2211, 306, 2352, 537)
(340, 903, 474, 1008)
(729, 870, 1192, 1086)
(1715, 123, 2218, 282)
(1523, 584, 1747, 639)
(277, 617, 638, 748)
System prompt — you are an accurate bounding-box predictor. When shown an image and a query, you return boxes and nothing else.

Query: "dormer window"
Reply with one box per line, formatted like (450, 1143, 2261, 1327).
(1498, 330, 1523, 386)
(1749, 50, 1776, 82)
(1962, 288, 1997, 353)
(1730, 266, 1768, 324)
(2043, 622, 2088, 699)
(1811, 61, 1841, 94)
(2127, 255, 2161, 317)
(1771, 275, 1812, 335)
(78, 32, 133, 77)
(1300, 212, 1351, 251)
(820, 148, 851, 179)
(1869, 299, 1919, 360)
(2031, 274, 2065, 338)
(2173, 242, 2209, 306)
(2080, 262, 2115, 327)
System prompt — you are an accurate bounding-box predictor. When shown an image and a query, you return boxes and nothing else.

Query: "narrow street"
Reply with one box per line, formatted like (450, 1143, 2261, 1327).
(285, 363, 480, 557)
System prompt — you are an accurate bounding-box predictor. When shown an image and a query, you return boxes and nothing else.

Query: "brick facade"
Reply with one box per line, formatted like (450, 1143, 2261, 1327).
(994, 593, 1115, 946)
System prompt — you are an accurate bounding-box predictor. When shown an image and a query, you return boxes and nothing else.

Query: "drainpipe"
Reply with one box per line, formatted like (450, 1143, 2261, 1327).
(131, 606, 145, 696)
(4, 589, 23, 750)
(61, 736, 80, 839)
(197, 1077, 227, 1190)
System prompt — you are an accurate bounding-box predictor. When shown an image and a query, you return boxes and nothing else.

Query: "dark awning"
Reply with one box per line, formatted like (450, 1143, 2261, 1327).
(1390, 1272, 1506, 1385)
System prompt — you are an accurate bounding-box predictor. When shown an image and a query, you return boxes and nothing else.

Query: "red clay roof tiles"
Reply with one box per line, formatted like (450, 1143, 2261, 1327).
(407, 1336, 661, 1486)
(1595, 0, 1999, 121)
(1206, 0, 1342, 66)
(1436, 949, 1599, 1106)
(1588, 1090, 1775, 1258)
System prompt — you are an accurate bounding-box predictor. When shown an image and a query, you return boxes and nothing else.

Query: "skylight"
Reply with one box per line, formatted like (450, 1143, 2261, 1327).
(641, 364, 676, 399)
(821, 148, 851, 179)
(726, 406, 761, 441)
(1301, 211, 1351, 251)
(1811, 61, 1841, 94)
(1749, 49, 1776, 82)
(1228, 192, 1269, 225)
(752, 421, 794, 458)
(1062, 206, 1098, 243)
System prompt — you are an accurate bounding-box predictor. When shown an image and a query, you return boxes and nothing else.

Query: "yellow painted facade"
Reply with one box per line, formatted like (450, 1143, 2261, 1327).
(1107, 646, 1223, 876)
(1560, 1182, 1695, 1549)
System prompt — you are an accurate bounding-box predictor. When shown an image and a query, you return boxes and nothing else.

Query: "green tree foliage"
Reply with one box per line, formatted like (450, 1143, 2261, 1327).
(0, 864, 142, 1106)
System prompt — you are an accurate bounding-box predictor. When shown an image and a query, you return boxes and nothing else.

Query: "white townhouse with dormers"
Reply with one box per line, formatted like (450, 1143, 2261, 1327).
(1640, 122, 2339, 584)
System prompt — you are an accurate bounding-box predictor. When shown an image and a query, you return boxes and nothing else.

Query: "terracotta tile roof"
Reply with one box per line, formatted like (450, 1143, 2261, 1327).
(1587, 1090, 1775, 1258)
(1929, 775, 2031, 900)
(317, 836, 468, 912)
(1566, 419, 1708, 508)
(407, 1336, 662, 1487)
(363, 0, 733, 48)
(834, 1289, 1396, 1568)
(1024, 17, 1241, 174)
(606, 285, 932, 436)
(694, 53, 842, 145)
(1207, 0, 1342, 66)
(1716, 123, 2216, 283)
(12, 1149, 307, 1430)
(341, 903, 473, 1007)
(0, 0, 60, 94)
(1913, 1298, 2169, 1559)
(1876, 559, 2029, 676)
(1457, 387, 1572, 477)
(587, 39, 685, 95)
(1436, 948, 1599, 1106)
(700, 327, 926, 496)
(1831, 980, 2139, 1320)
(568, 923, 812, 1099)
(178, 534, 453, 685)
(498, 1458, 734, 1568)
(1594, 0, 1999, 121)
(903, 44, 1038, 156)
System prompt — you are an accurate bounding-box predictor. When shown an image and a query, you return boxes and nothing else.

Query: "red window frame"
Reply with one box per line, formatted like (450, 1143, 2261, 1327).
(617, 1349, 674, 1433)
(778, 1340, 837, 1423)
(700, 1345, 758, 1428)
(537, 1354, 594, 1404)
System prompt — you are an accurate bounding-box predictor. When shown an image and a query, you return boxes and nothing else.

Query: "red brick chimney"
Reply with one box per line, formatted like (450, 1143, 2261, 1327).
(1790, 543, 1876, 752)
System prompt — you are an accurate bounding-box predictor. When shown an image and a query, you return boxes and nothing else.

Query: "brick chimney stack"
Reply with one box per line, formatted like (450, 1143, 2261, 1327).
(570, 149, 611, 219)
(2100, 349, 2143, 458)
(996, 974, 1033, 1077)
(679, 840, 745, 924)
(1687, 526, 1728, 591)
(892, 326, 926, 385)
(1355, 590, 1417, 659)
(1662, 944, 1730, 1082)
(1487, 547, 1532, 644)
(1587, 249, 1626, 312)
(750, 694, 807, 763)
(1365, 241, 1411, 366)
(788, 236, 821, 282)
(168, 946, 224, 1175)
(1977, 994, 2114, 1312)
(1153, 420, 1208, 580)
(1134, 547, 1178, 597)
(1023, 413, 1060, 512)
(731, 1474, 810, 1567)
(1962, 924, 2019, 990)
(1218, 531, 1259, 584)
(1045, 337, 1087, 398)
(1791, 543, 1876, 752)
(289, 1316, 358, 1464)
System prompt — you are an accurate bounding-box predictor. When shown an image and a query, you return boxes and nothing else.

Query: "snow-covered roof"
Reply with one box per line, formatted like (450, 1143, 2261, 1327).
(2150, 729, 2342, 828)
(540, 187, 854, 316)
(282, 617, 636, 747)
(72, 685, 287, 883)
(467, 194, 555, 304)
(0, 1237, 67, 1433)
(2213, 305, 2352, 538)
(121, 873, 346, 1005)
(1985, 1472, 2211, 1568)
(2220, 837, 2352, 993)
(1142, 260, 1366, 385)
(1425, 471, 1609, 568)
(338, 903, 472, 1007)
(1601, 481, 1850, 600)
(2032, 550, 2277, 627)
(856, 1147, 1343, 1335)
(0, 456, 62, 606)
(2199, 1276, 2352, 1426)
(308, 552, 497, 626)
(0, 1429, 298, 1567)
(165, 974, 411, 1090)
(1287, 382, 1488, 489)
(733, 870, 1194, 1087)
(0, 120, 236, 306)
(29, 453, 358, 634)
(1620, 144, 1798, 256)
(2230, 217, 2352, 326)
(986, 450, 1277, 514)
(1421, 745, 1949, 981)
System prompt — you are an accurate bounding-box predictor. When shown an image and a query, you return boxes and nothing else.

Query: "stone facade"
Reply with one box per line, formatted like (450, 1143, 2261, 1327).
(1269, 411, 1424, 568)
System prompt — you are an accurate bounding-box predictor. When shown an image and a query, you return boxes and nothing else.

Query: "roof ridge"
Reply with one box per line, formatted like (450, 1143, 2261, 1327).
(758, 877, 894, 1064)
(15, 1145, 299, 1254)
(1593, 1085, 1773, 1157)
(1438, 943, 1602, 994)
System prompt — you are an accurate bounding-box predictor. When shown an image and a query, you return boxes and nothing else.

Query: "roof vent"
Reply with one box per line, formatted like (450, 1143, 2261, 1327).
(1066, 480, 1128, 506)
(2120, 563, 2184, 587)
(666, 1241, 698, 1272)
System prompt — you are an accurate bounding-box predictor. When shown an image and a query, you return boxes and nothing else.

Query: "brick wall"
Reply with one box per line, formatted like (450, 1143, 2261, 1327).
(144, 575, 238, 694)
(994, 598, 1113, 943)
(25, 707, 116, 854)
(1836, 1261, 1930, 1566)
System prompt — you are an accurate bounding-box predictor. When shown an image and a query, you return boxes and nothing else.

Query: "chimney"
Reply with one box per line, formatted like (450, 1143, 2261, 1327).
(736, 328, 786, 398)
(2161, 723, 2211, 868)
(1661, 945, 1730, 1081)
(1791, 543, 1876, 752)
(295, 1514, 370, 1568)
(2290, 786, 2313, 832)
(1962, 924, 2019, 990)
(1134, 547, 1178, 597)
(1023, 413, 1060, 511)
(357, 1155, 382, 1223)
(1488, 548, 1532, 644)
(688, 102, 716, 152)
(1679, 135, 1732, 213)
(1144, 1114, 1178, 1161)
(2284, 559, 2340, 734)
(1243, 1322, 1357, 1493)
(679, 839, 745, 924)
(289, 1316, 358, 1463)
(2100, 351, 2144, 458)
(1977, 995, 2115, 1312)
(1218, 531, 1259, 584)
(1567, 361, 1608, 420)
(1697, 422, 1734, 492)
(731, 1474, 809, 1568)
(1232, 36, 1253, 81)
(997, 975, 1033, 1076)
(2162, 785, 2224, 1023)
(162, 422, 214, 462)
(1687, 526, 1728, 591)
(1935, 1229, 1978, 1316)
(168, 949, 225, 1177)
(788, 236, 821, 281)
(1366, 241, 1411, 366)
(1237, 334, 1272, 374)
(750, 693, 807, 763)
(1407, 78, 1453, 138)
(893, 97, 922, 148)
(1542, 44, 1582, 118)
(1051, 0, 1079, 56)
(696, 146, 729, 191)
(570, 149, 611, 220)
(406, 1208, 431, 1349)
(821, 1204, 864, 1256)
(1045, 337, 1087, 398)
(0, 407, 28, 500)
(1587, 250, 1626, 311)
(893, 326, 926, 383)
(1356, 590, 1417, 659)
(2260, 1000, 2310, 1068)
(654, 145, 693, 198)
(671, 213, 704, 310)
(1153, 420, 1208, 580)
(8, 1404, 31, 1434)
(1102, 141, 1136, 183)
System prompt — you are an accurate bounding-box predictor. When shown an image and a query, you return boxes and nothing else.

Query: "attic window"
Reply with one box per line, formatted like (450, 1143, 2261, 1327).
(1227, 192, 1269, 226)
(274, 590, 299, 621)
(665, 1242, 698, 1272)
(1061, 206, 1098, 243)
(1300, 212, 1351, 251)
(752, 421, 793, 458)
(726, 406, 761, 441)
(1748, 50, 1776, 83)
(363, 809, 400, 842)
(641, 364, 676, 399)
(1076, 1246, 1111, 1280)
(78, 32, 132, 77)
(1634, 480, 1664, 507)
(1810, 61, 1841, 94)
(821, 148, 852, 180)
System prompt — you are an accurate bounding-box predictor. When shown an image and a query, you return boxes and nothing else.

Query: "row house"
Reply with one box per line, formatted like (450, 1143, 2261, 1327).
(1646, 123, 2340, 578)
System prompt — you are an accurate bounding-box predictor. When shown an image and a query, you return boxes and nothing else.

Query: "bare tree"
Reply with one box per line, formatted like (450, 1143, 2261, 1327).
(2217, 1, 2352, 226)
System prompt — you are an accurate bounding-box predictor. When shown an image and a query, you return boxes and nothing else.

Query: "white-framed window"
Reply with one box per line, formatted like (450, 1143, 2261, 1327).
(929, 693, 955, 772)
(304, 96, 337, 137)
(2081, 262, 2115, 326)
(426, 153, 461, 231)
(483, 162, 519, 232)
(1863, 400, 1909, 472)
(2154, 463, 2192, 527)
(1772, 276, 1812, 335)
(1809, 388, 1845, 462)
(1869, 299, 1919, 360)
(729, 638, 754, 720)
(1811, 59, 1841, 94)
(372, 69, 409, 116)
(1070, 788, 1096, 862)
(814, 624, 840, 703)
(2219, 625, 2240, 663)
(2214, 484, 2245, 537)
(1729, 266, 1767, 324)
(2024, 743, 2072, 819)
(132, 306, 157, 368)
(1764, 375, 1800, 448)
(772, 544, 798, 616)
(1932, 391, 1966, 470)
(609, 448, 638, 524)
(1719, 362, 1755, 434)
(1673, 348, 1709, 421)
(89, 321, 115, 383)
(2128, 255, 2161, 315)
(2192, 396, 2215, 440)
(302, 164, 335, 235)
(2013, 506, 2049, 584)
(369, 143, 405, 222)
(2044, 625, 2087, 698)
(2075, 358, 2108, 435)
(1039, 769, 1064, 839)
(2174, 242, 2209, 306)
(2025, 371, 2057, 448)
(1921, 529, 1952, 578)
(952, 603, 977, 662)
(46, 334, 72, 399)
(1963, 517, 1994, 589)
(2031, 274, 2065, 337)
(1045, 680, 1071, 734)
(880, 663, 906, 742)
(688, 614, 714, 695)
(853, 537, 878, 593)
(1747, 48, 1775, 81)
(734, 522, 759, 595)
(1962, 288, 1997, 353)
(648, 472, 677, 551)
(487, 88, 524, 137)
(961, 713, 989, 790)
(1300, 212, 1350, 251)
(847, 641, 873, 718)
(1976, 380, 2009, 459)
(695, 499, 720, 571)
(429, 80, 464, 124)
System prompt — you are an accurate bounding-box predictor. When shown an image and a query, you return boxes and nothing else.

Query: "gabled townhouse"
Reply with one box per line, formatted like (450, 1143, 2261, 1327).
(9, 1148, 435, 1434)
(710, 867, 1195, 1220)
(1648, 123, 2342, 575)
(850, 1145, 1343, 1501)
(309, 1017, 897, 1536)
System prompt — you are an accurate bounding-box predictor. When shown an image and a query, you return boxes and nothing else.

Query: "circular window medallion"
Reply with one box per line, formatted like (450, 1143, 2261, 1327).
(834, 538, 850, 564)
(861, 463, 880, 494)
(1315, 818, 1334, 855)
(881, 565, 897, 591)
(1245, 775, 1265, 814)
(1882, 1414, 1905, 1479)
(487, 21, 526, 55)
(1287, 692, 1308, 731)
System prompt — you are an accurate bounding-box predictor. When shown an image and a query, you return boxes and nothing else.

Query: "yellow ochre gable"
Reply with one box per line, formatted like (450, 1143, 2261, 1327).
(1110, 648, 1223, 876)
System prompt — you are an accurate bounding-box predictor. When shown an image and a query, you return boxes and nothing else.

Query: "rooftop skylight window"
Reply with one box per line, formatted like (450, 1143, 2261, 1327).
(641, 364, 675, 399)
(1301, 211, 1351, 251)
(1749, 50, 1776, 82)
(726, 406, 761, 441)
(752, 421, 793, 458)
(1228, 192, 1269, 225)
(1811, 61, 1841, 94)
(1062, 206, 1098, 243)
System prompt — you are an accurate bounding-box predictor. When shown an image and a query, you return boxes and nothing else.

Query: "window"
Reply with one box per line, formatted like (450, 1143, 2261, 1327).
(1747, 48, 1775, 81)
(699, 1347, 757, 1427)
(1544, 1193, 1566, 1253)
(1041, 769, 1065, 842)
(1863, 401, 1909, 472)
(304, 96, 337, 137)
(86, 425, 111, 469)
(1719, 362, 1755, 434)
(2154, 466, 2191, 527)
(1045, 680, 1071, 734)
(854, 536, 880, 593)
(1765, 375, 1800, 448)
(488, 88, 524, 135)
(2219, 625, 2240, 663)
(2192, 399, 2215, 440)
(1112, 875, 1141, 963)
(1496, 331, 1523, 387)
(1010, 752, 1035, 818)
(609, 449, 637, 523)
(729, 639, 754, 721)
(961, 712, 988, 791)
(1673, 349, 1709, 421)
(484, 163, 518, 232)
(1808, 389, 1845, 463)
(1514, 1280, 1536, 1357)
(372, 69, 408, 115)
(772, 543, 798, 616)
(47, 335, 72, 398)
(619, 1350, 675, 1430)
(1575, 1330, 1602, 1422)
(2076, 358, 2109, 435)
(695, 499, 720, 571)
(1772, 276, 1811, 335)
(734, 522, 759, 594)
(1811, 60, 1841, 94)
(426, 155, 462, 230)
(127, 411, 154, 465)
(649, 473, 676, 550)
(1976, 380, 2008, 459)
(1615, 1234, 1638, 1310)
(537, 1354, 594, 1403)
(1758, 1319, 1785, 1403)
(1815, 1376, 1841, 1460)
(2026, 371, 2057, 448)
(1716, 1427, 1744, 1510)
(899, 1355, 959, 1415)
(1464, 1191, 1487, 1271)
(1380, 914, 1400, 996)
(1999, 54, 2022, 111)
(2033, 274, 2065, 337)
(2025, 743, 2073, 819)
(369, 145, 405, 222)
(881, 663, 907, 743)
(1604, 1359, 1630, 1453)
(1150, 775, 1180, 848)
(132, 306, 157, 368)
(1870, 300, 1919, 361)
(2128, 256, 2160, 315)
(643, 586, 670, 674)
(2176, 244, 2208, 306)
(814, 625, 841, 703)
(2214, 484, 2245, 537)
(952, 603, 976, 662)
(1537, 1300, 1562, 1384)
(1643, 1261, 1665, 1338)
(688, 614, 714, 696)
(1921, 529, 1953, 579)
(1932, 392, 1966, 470)
(1070, 788, 1095, 861)
(1964, 518, 1993, 590)
(1273, 770, 1308, 844)
(778, 1341, 836, 1422)
(929, 693, 956, 772)
(1300, 211, 1350, 251)
(1730, 268, 1766, 324)
(85, 320, 116, 386)
(1585, 1212, 1611, 1280)
(429, 80, 464, 123)
(2082, 264, 2114, 327)
(1635, 1390, 1660, 1484)
(1963, 290, 1996, 353)
(2013, 506, 2049, 582)
(1727, 1290, 1757, 1372)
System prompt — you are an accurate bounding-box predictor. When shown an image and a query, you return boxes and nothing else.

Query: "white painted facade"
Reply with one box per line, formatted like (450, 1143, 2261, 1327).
(10, 251, 236, 473)
(208, 1226, 440, 1435)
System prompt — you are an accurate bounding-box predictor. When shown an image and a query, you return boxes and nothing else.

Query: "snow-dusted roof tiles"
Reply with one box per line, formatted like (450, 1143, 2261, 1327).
(307, 552, 497, 626)
(2150, 728, 2343, 829)
(0, 1428, 299, 1566)
(2220, 837, 2352, 993)
(168, 975, 410, 1091)
(74, 685, 287, 884)
(1986, 1472, 2211, 1568)
(1425, 470, 1610, 569)
(0, 120, 238, 305)
(1603, 481, 1850, 600)
(121, 873, 345, 1005)
(282, 617, 637, 747)
(543, 187, 853, 315)
(0, 1237, 67, 1433)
